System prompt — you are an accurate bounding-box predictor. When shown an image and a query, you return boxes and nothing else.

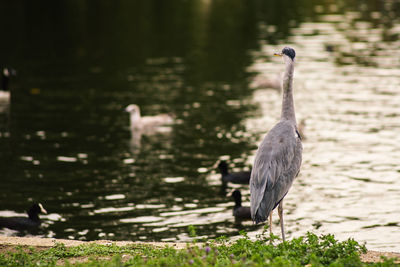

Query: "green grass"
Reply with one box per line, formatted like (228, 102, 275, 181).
(0, 231, 398, 266)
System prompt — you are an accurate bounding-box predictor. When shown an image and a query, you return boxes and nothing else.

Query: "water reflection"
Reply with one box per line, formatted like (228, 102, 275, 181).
(0, 0, 399, 252)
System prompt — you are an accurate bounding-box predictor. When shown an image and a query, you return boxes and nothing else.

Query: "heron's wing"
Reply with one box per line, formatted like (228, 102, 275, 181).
(250, 122, 302, 222)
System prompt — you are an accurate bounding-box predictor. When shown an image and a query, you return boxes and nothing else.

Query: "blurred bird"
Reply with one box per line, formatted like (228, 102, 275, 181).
(0, 67, 17, 114)
(218, 160, 251, 185)
(250, 72, 282, 91)
(125, 104, 174, 132)
(0, 203, 47, 231)
(231, 190, 251, 220)
(0, 67, 14, 103)
(250, 47, 303, 242)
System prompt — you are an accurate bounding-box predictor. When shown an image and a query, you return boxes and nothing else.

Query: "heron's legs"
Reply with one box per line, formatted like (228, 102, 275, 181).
(269, 212, 272, 234)
(278, 201, 285, 242)
(268, 211, 273, 243)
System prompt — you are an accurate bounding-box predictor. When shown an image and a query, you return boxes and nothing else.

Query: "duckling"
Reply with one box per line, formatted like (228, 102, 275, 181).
(0, 203, 47, 231)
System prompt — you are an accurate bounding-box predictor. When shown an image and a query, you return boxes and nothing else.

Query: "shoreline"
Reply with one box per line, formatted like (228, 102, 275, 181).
(0, 235, 190, 249)
(0, 235, 399, 263)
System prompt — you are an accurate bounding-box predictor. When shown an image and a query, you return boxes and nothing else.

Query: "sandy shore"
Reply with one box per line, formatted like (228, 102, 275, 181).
(0, 236, 399, 263)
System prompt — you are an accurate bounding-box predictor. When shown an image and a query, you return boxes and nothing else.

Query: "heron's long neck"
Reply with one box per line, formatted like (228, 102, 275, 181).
(280, 59, 296, 123)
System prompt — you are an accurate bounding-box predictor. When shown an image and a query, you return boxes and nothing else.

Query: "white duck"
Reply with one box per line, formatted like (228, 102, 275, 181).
(125, 104, 174, 132)
(125, 104, 174, 153)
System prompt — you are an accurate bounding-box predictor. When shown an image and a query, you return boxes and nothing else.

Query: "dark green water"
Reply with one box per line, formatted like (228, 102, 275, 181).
(1, 0, 399, 251)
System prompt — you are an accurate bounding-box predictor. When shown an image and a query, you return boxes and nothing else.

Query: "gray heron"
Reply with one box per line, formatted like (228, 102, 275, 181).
(250, 47, 302, 242)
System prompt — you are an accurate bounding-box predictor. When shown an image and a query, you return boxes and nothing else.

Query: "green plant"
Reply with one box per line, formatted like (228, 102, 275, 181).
(0, 233, 397, 266)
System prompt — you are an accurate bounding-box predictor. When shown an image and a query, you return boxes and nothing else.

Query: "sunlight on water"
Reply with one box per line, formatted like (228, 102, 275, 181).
(104, 194, 126, 200)
(120, 216, 163, 224)
(163, 177, 185, 183)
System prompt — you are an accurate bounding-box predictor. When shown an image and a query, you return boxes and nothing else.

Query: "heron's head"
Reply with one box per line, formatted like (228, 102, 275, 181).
(274, 47, 296, 61)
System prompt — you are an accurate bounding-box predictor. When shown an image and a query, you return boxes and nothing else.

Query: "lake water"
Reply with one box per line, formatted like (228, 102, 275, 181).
(0, 1, 399, 252)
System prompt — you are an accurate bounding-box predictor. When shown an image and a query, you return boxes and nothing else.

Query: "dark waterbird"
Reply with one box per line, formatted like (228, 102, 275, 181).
(250, 47, 303, 241)
(0, 67, 17, 112)
(1, 67, 11, 91)
(0, 68, 11, 102)
(0, 203, 47, 231)
(218, 160, 251, 185)
(231, 190, 251, 220)
(1, 67, 16, 91)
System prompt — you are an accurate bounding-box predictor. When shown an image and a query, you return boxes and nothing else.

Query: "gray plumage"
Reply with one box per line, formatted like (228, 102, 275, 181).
(250, 47, 302, 241)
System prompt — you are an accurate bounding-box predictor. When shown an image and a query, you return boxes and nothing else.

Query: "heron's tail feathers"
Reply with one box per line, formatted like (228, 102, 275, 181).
(252, 209, 269, 224)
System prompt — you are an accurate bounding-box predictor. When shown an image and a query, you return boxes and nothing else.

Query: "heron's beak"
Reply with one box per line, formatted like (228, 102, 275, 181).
(274, 52, 283, 57)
